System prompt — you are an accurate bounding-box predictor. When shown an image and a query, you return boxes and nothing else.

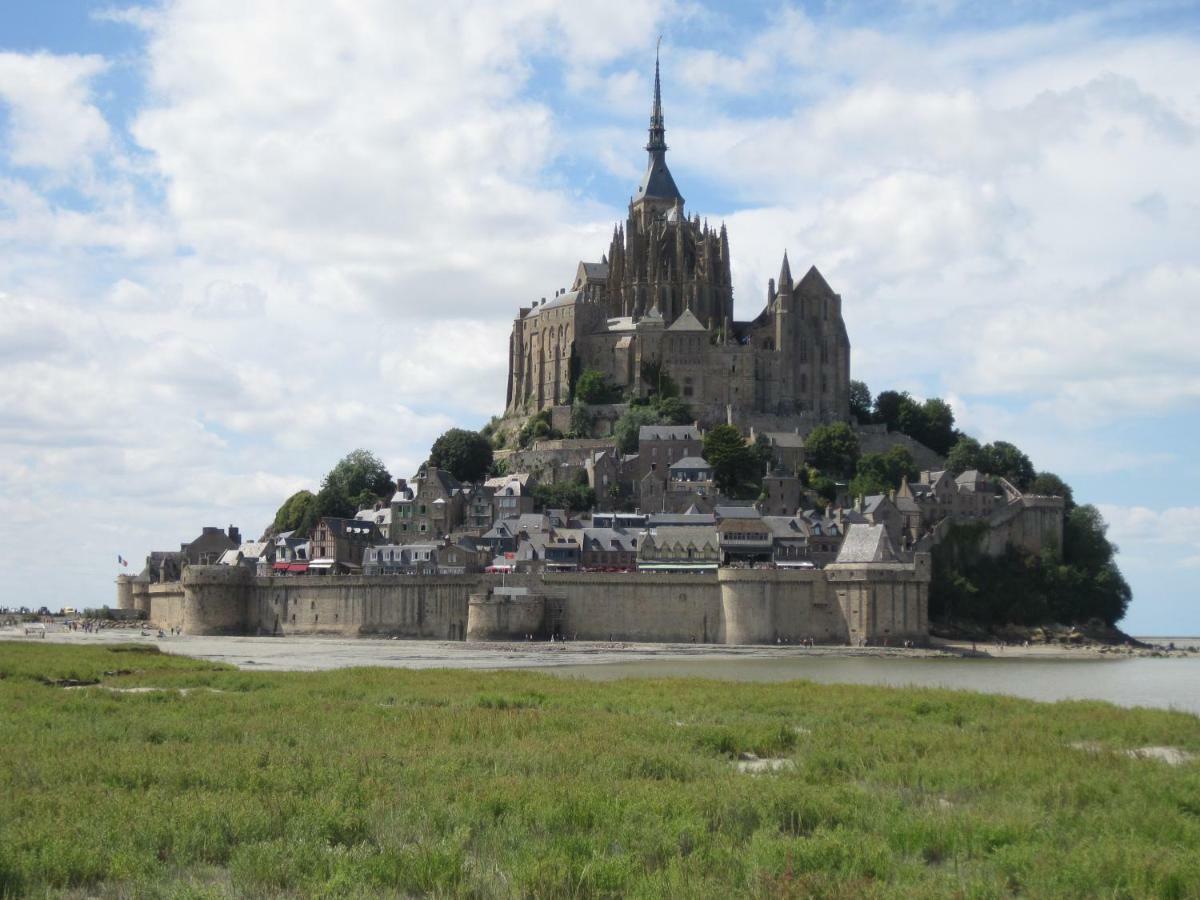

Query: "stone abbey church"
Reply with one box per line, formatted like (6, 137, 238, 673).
(504, 57, 851, 429)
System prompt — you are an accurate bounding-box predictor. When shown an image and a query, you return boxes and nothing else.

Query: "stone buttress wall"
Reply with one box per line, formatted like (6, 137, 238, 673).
(467, 592, 547, 641)
(121, 562, 929, 644)
(144, 583, 186, 630)
(542, 573, 723, 643)
(181, 566, 252, 635)
(718, 569, 847, 644)
(825, 555, 930, 643)
(249, 575, 472, 639)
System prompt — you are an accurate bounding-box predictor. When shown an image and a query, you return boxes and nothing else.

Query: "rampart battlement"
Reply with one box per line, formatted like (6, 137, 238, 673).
(122, 562, 929, 645)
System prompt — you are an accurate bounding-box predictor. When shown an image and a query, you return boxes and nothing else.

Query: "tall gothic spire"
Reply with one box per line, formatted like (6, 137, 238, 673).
(647, 39, 666, 154)
(633, 38, 683, 210)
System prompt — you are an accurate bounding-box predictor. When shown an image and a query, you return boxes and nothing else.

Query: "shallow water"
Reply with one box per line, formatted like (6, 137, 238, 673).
(541, 655, 1200, 716)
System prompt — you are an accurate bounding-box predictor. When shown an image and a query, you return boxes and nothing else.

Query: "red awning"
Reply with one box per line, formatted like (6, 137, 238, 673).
(272, 562, 290, 571)
(286, 563, 309, 573)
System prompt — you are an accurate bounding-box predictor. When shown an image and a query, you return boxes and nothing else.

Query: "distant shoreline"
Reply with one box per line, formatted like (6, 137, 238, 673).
(2, 627, 1196, 671)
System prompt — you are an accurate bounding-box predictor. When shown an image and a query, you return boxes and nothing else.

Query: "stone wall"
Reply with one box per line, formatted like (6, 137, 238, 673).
(544, 573, 723, 642)
(985, 497, 1065, 557)
(118, 562, 929, 645)
(717, 569, 847, 644)
(249, 575, 471, 639)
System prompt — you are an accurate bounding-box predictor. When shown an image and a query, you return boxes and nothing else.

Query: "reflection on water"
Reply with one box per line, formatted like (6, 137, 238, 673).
(542, 655, 1200, 716)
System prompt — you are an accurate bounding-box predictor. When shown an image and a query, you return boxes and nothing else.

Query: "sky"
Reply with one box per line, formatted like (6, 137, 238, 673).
(0, 0, 1197, 633)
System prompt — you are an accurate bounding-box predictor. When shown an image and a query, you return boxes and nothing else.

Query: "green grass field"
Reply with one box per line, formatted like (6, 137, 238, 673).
(1, 641, 1198, 898)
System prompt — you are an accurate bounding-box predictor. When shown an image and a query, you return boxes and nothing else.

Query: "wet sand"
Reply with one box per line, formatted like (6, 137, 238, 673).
(0, 625, 1146, 671)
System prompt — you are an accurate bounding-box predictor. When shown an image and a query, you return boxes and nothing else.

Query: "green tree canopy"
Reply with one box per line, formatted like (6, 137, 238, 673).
(703, 424, 759, 496)
(869, 389, 958, 456)
(946, 435, 982, 474)
(946, 437, 1035, 489)
(270, 489, 318, 537)
(654, 395, 693, 426)
(803, 422, 860, 480)
(533, 478, 595, 513)
(613, 405, 662, 454)
(930, 505, 1131, 628)
(979, 441, 1036, 490)
(1030, 472, 1075, 510)
(849, 380, 872, 424)
(429, 428, 494, 483)
(849, 446, 917, 499)
(573, 369, 621, 406)
(317, 449, 393, 520)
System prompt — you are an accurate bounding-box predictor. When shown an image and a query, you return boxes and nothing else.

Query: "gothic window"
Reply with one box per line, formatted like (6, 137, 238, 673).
(821, 340, 829, 363)
(821, 374, 828, 394)
(800, 340, 807, 363)
(800, 373, 807, 392)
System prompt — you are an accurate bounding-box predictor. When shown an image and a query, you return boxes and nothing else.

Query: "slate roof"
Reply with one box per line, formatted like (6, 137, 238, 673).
(715, 505, 761, 520)
(667, 308, 707, 332)
(669, 455, 711, 470)
(644, 526, 718, 552)
(761, 516, 808, 540)
(797, 265, 835, 298)
(639, 424, 699, 442)
(647, 511, 716, 527)
(834, 524, 897, 564)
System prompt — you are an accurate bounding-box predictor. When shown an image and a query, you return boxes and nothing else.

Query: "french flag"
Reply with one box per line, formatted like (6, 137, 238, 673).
(117, 555, 128, 567)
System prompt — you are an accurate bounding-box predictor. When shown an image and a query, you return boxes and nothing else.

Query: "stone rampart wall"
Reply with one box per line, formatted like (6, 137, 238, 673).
(248, 575, 471, 639)
(120, 563, 929, 644)
(543, 573, 724, 642)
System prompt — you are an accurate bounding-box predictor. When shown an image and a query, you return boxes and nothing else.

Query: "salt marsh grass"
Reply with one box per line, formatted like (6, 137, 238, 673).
(1, 641, 1198, 897)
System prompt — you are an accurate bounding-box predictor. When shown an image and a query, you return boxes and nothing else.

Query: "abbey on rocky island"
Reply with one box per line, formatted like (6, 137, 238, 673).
(505, 54, 851, 429)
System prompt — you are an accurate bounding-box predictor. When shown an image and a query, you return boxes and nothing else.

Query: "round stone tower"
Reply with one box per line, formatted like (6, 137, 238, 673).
(115, 574, 134, 611)
(181, 565, 253, 635)
(466, 587, 546, 641)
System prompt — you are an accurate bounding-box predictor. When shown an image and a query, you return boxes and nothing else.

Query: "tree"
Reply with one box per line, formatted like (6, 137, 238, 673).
(314, 479, 355, 521)
(428, 429, 493, 483)
(640, 359, 678, 399)
(1030, 472, 1075, 510)
(752, 433, 775, 475)
(271, 489, 318, 536)
(803, 422, 860, 479)
(873, 390, 908, 431)
(566, 404, 593, 439)
(849, 380, 872, 424)
(850, 446, 917, 498)
(946, 436, 981, 475)
(613, 405, 661, 454)
(654, 395, 693, 426)
(533, 477, 595, 513)
(979, 441, 1035, 489)
(917, 398, 957, 456)
(574, 369, 617, 406)
(870, 388, 957, 456)
(703, 424, 759, 495)
(518, 410, 558, 449)
(318, 449, 393, 518)
(806, 469, 838, 505)
(1063, 505, 1116, 571)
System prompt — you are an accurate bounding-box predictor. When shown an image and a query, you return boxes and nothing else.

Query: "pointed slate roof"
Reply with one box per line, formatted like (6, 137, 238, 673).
(833, 524, 897, 564)
(667, 308, 707, 332)
(797, 265, 835, 298)
(634, 46, 684, 206)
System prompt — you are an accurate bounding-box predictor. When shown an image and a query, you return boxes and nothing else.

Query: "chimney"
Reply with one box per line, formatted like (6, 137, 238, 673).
(228, 525, 241, 545)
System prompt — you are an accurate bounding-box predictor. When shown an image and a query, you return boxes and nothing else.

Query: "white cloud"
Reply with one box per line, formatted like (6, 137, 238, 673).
(0, 52, 110, 173)
(1097, 505, 1200, 569)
